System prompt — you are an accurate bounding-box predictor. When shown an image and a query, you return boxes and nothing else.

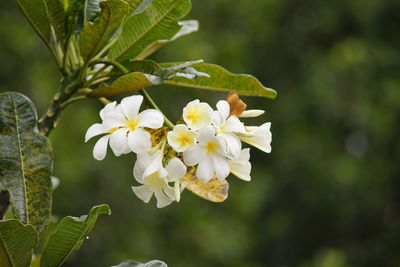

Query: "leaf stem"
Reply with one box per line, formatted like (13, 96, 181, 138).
(60, 95, 87, 109)
(140, 89, 174, 129)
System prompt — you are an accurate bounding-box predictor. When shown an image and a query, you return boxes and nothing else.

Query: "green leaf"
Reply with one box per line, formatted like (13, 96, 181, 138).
(89, 60, 203, 97)
(16, 0, 66, 43)
(109, 0, 192, 62)
(135, 20, 199, 60)
(124, 0, 149, 12)
(0, 220, 38, 267)
(0, 92, 53, 235)
(88, 72, 157, 97)
(112, 260, 167, 267)
(80, 0, 130, 62)
(16, 0, 52, 45)
(44, 0, 67, 43)
(40, 204, 111, 267)
(162, 63, 277, 99)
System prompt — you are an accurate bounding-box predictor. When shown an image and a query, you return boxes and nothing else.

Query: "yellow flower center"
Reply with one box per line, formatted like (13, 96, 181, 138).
(178, 133, 190, 145)
(186, 109, 200, 123)
(125, 118, 139, 131)
(205, 141, 218, 153)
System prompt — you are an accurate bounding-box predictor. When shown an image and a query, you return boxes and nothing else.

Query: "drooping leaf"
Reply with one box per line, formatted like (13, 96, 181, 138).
(0, 92, 53, 235)
(109, 0, 192, 62)
(110, 59, 203, 78)
(89, 60, 205, 97)
(40, 204, 111, 267)
(162, 63, 277, 99)
(80, 0, 130, 62)
(135, 20, 199, 60)
(0, 220, 38, 267)
(88, 72, 158, 97)
(112, 260, 167, 267)
(180, 167, 229, 203)
(16, 0, 52, 45)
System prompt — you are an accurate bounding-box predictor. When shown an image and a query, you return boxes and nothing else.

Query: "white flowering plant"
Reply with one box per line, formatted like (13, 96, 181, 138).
(0, 0, 276, 266)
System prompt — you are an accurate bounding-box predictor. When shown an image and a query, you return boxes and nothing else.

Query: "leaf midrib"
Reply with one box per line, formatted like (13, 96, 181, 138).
(114, 0, 184, 60)
(10, 95, 29, 225)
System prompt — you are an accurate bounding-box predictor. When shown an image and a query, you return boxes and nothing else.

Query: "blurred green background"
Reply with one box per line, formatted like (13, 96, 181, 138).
(1, 0, 400, 266)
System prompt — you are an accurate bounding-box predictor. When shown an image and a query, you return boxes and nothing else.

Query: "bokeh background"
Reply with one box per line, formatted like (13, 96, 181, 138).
(1, 0, 400, 266)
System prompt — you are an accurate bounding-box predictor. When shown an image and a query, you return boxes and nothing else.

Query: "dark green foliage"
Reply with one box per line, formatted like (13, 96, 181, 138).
(0, 92, 53, 235)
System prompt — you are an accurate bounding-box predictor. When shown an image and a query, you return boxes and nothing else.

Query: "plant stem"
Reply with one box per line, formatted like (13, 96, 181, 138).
(38, 75, 81, 136)
(140, 89, 174, 129)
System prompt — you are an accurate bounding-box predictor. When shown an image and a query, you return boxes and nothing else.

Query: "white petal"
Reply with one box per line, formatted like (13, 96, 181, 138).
(93, 135, 110, 161)
(197, 126, 216, 144)
(138, 109, 164, 129)
(240, 109, 265, 118)
(183, 146, 206, 166)
(225, 116, 245, 133)
(238, 148, 251, 161)
(121, 95, 143, 119)
(196, 156, 214, 182)
(239, 123, 272, 153)
(143, 150, 164, 178)
(155, 190, 174, 208)
(220, 132, 241, 159)
(127, 128, 151, 153)
(133, 157, 146, 183)
(166, 157, 187, 182)
(174, 181, 181, 202)
(173, 124, 189, 134)
(212, 155, 230, 180)
(99, 101, 117, 120)
(132, 185, 153, 203)
(109, 128, 128, 155)
(163, 185, 176, 200)
(85, 123, 105, 142)
(216, 100, 230, 120)
(230, 161, 251, 181)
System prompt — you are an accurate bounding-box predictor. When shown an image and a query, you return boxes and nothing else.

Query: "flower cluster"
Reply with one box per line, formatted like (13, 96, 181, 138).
(86, 93, 272, 208)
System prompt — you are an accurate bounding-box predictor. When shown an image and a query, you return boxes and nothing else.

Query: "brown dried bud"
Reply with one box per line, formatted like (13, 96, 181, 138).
(226, 91, 247, 117)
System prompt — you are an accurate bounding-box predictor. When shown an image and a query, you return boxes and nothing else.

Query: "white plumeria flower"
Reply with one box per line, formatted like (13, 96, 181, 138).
(167, 124, 198, 152)
(85, 101, 130, 160)
(239, 109, 265, 118)
(103, 95, 164, 153)
(132, 148, 186, 208)
(183, 126, 230, 182)
(237, 122, 272, 153)
(229, 148, 252, 181)
(182, 99, 213, 130)
(212, 100, 246, 159)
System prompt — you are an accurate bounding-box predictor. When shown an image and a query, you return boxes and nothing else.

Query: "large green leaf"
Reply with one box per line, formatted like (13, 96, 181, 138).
(40, 204, 111, 267)
(135, 20, 199, 60)
(16, 0, 66, 43)
(0, 92, 53, 235)
(109, 0, 191, 62)
(0, 220, 38, 267)
(80, 0, 130, 62)
(112, 260, 167, 267)
(162, 63, 278, 99)
(16, 0, 52, 45)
